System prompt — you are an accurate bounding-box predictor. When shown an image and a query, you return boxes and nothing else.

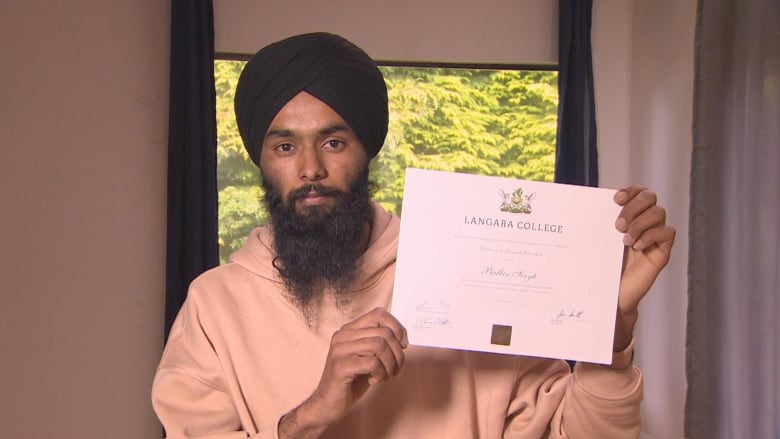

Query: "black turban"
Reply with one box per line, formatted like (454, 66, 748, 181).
(234, 32, 389, 168)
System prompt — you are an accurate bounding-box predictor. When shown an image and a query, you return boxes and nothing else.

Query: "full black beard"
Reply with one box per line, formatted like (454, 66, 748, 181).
(262, 170, 375, 315)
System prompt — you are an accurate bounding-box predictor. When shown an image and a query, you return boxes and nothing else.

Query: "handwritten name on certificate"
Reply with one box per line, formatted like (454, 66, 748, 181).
(392, 168, 625, 364)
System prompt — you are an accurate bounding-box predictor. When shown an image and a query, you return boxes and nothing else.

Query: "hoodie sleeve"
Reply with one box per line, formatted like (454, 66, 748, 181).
(552, 340, 642, 438)
(503, 341, 642, 438)
(151, 293, 283, 439)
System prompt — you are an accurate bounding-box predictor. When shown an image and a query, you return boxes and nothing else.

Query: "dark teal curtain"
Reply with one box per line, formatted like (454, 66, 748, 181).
(556, 0, 597, 370)
(164, 0, 219, 339)
(555, 0, 598, 187)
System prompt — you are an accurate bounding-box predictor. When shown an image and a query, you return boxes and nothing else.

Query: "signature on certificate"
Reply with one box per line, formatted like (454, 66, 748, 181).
(417, 315, 452, 327)
(550, 309, 586, 325)
(413, 298, 454, 329)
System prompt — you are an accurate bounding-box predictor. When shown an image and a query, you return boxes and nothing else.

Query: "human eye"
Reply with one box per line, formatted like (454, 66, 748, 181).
(274, 143, 295, 154)
(322, 139, 345, 151)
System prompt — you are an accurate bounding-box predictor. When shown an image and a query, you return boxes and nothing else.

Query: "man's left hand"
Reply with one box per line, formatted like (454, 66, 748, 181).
(612, 185, 676, 352)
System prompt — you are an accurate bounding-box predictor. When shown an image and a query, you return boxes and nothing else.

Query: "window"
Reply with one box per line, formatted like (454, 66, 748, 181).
(216, 59, 558, 263)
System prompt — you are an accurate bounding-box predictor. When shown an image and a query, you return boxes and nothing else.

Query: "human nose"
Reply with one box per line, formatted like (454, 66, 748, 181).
(297, 145, 326, 182)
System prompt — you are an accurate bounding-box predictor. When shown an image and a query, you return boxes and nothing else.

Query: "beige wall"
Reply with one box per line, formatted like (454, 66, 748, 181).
(214, 0, 558, 64)
(0, 0, 168, 437)
(594, 3, 694, 438)
(0, 0, 693, 437)
(627, 2, 694, 438)
(594, 3, 694, 437)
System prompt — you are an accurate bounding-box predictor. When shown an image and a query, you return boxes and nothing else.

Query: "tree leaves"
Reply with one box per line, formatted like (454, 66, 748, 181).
(371, 66, 558, 216)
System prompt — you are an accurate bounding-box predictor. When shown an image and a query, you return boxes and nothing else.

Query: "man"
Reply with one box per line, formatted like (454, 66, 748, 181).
(152, 32, 676, 439)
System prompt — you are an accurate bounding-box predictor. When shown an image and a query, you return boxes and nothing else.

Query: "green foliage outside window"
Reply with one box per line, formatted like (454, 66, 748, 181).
(216, 60, 558, 263)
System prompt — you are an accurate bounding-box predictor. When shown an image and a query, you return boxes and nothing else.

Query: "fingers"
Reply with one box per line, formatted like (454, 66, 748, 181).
(613, 186, 668, 248)
(342, 307, 408, 348)
(631, 224, 676, 253)
(621, 205, 666, 249)
(330, 325, 406, 384)
(303, 308, 409, 427)
(328, 308, 408, 385)
(613, 184, 649, 206)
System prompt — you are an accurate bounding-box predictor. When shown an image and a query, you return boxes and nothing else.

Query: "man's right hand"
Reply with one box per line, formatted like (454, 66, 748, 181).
(278, 307, 408, 439)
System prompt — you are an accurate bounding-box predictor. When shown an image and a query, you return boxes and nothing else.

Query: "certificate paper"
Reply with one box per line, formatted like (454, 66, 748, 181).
(392, 168, 624, 364)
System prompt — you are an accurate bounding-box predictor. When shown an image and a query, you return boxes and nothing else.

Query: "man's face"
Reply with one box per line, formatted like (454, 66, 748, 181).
(257, 91, 375, 314)
(259, 91, 370, 217)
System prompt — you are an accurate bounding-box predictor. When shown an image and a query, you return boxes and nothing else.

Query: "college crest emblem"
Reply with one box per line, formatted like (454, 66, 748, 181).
(499, 187, 535, 214)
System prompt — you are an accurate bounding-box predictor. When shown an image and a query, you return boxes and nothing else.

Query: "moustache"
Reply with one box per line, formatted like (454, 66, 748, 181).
(286, 184, 346, 203)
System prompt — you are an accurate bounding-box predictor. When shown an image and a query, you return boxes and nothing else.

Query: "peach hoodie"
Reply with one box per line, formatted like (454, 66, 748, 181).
(152, 203, 642, 439)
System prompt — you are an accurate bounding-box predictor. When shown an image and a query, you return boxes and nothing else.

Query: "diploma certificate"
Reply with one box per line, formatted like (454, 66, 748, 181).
(392, 168, 624, 364)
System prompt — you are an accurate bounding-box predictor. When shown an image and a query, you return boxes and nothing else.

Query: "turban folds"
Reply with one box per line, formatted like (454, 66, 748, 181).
(234, 32, 389, 167)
